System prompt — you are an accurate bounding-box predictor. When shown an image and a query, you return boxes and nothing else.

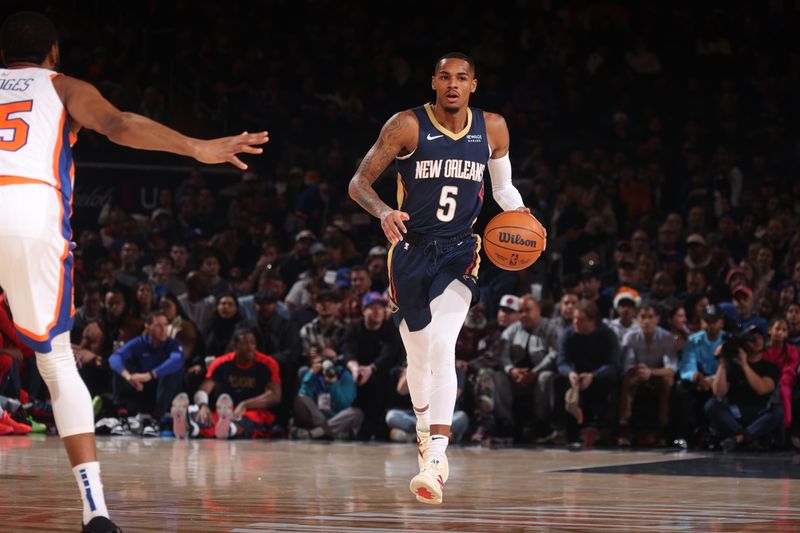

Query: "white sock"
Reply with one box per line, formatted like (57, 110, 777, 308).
(429, 434, 449, 458)
(229, 422, 237, 438)
(414, 409, 430, 433)
(72, 461, 109, 524)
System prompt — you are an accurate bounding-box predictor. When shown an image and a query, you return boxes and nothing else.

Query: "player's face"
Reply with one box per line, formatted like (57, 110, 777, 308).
(432, 59, 477, 112)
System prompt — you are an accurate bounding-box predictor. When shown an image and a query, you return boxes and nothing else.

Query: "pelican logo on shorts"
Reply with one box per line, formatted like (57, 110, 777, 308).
(498, 232, 537, 248)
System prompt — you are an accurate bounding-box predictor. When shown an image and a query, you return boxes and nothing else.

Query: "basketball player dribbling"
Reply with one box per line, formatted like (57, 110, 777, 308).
(0, 12, 267, 533)
(349, 52, 542, 504)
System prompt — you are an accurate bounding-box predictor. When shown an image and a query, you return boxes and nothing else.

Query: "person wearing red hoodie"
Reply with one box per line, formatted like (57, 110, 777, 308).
(760, 318, 799, 435)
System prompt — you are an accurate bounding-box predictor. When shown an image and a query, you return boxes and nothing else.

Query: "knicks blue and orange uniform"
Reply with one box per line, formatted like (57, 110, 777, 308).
(0, 67, 76, 353)
(388, 103, 489, 331)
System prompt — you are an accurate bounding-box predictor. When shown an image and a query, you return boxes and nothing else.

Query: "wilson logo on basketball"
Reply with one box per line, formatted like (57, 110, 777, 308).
(498, 232, 537, 248)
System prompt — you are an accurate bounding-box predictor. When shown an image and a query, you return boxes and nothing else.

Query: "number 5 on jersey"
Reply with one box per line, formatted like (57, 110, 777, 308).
(436, 185, 458, 222)
(0, 100, 33, 151)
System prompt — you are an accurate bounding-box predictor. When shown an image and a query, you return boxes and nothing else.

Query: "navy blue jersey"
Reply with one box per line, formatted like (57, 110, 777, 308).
(395, 103, 489, 238)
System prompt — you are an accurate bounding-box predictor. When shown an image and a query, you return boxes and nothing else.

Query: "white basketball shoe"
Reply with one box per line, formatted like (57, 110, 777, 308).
(409, 454, 449, 504)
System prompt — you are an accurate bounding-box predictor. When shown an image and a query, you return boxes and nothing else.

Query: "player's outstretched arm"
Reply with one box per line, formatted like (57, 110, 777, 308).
(348, 111, 416, 243)
(53, 75, 268, 169)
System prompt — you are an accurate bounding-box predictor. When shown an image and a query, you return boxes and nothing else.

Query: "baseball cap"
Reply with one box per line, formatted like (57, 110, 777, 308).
(686, 233, 707, 246)
(613, 286, 641, 308)
(701, 304, 722, 322)
(368, 245, 388, 257)
(316, 289, 340, 303)
(309, 242, 327, 255)
(335, 267, 352, 288)
(725, 267, 746, 285)
(733, 285, 753, 299)
(580, 265, 601, 279)
(361, 291, 387, 308)
(254, 289, 278, 303)
(295, 230, 316, 242)
(498, 294, 521, 312)
(150, 208, 172, 221)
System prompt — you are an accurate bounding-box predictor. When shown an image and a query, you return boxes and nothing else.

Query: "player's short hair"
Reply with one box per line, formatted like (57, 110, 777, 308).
(435, 52, 475, 76)
(1, 11, 58, 65)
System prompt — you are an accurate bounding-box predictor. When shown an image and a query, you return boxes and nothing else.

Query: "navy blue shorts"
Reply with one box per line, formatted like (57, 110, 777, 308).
(388, 232, 481, 332)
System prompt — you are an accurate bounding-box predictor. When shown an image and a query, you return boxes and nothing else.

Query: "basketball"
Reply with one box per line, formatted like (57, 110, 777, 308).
(482, 211, 546, 271)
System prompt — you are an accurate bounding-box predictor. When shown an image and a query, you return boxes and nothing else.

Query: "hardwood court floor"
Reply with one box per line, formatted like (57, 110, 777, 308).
(2, 435, 800, 532)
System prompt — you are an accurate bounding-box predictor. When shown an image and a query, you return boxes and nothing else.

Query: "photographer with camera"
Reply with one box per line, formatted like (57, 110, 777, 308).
(704, 325, 783, 452)
(293, 346, 363, 440)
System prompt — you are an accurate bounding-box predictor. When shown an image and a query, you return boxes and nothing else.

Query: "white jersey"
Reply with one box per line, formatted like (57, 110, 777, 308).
(0, 67, 76, 353)
(0, 66, 74, 198)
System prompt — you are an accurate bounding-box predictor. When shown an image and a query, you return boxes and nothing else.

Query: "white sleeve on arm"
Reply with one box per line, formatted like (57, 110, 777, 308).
(488, 153, 524, 211)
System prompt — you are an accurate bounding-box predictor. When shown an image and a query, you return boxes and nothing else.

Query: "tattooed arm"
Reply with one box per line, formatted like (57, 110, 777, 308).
(348, 111, 418, 243)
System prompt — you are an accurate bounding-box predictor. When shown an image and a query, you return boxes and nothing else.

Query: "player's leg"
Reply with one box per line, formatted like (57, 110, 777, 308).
(0, 201, 118, 531)
(409, 279, 471, 504)
(38, 332, 118, 531)
(398, 320, 432, 467)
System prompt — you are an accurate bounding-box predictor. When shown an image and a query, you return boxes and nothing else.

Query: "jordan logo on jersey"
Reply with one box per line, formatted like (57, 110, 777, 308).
(414, 159, 485, 182)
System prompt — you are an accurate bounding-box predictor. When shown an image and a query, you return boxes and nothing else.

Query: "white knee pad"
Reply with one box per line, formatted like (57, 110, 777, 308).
(36, 332, 95, 437)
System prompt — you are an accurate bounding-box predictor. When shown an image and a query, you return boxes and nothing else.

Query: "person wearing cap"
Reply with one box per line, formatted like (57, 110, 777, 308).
(685, 233, 711, 272)
(284, 241, 333, 316)
(495, 295, 561, 442)
(719, 285, 768, 334)
(462, 294, 522, 444)
(299, 289, 346, 363)
(342, 291, 402, 440)
(604, 287, 640, 344)
(618, 304, 678, 446)
(278, 230, 316, 288)
(674, 304, 726, 445)
(579, 266, 613, 319)
(705, 325, 782, 452)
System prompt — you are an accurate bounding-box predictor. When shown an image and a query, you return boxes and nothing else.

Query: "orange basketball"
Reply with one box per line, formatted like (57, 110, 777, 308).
(482, 211, 546, 271)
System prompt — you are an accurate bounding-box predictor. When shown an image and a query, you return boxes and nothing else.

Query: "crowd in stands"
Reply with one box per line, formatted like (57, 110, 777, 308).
(1, 1, 800, 452)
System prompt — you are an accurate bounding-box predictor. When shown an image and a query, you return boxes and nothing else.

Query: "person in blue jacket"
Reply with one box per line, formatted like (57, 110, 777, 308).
(109, 311, 184, 418)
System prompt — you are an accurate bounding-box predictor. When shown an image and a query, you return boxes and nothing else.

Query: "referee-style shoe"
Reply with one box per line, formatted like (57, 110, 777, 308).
(81, 516, 123, 532)
(409, 454, 449, 505)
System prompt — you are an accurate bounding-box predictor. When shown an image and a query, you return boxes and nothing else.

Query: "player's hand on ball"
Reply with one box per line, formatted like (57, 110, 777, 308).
(515, 206, 547, 251)
(380, 210, 410, 244)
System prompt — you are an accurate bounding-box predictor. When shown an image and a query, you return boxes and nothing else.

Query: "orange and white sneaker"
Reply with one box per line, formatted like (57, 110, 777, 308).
(410, 454, 449, 505)
(416, 428, 430, 470)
